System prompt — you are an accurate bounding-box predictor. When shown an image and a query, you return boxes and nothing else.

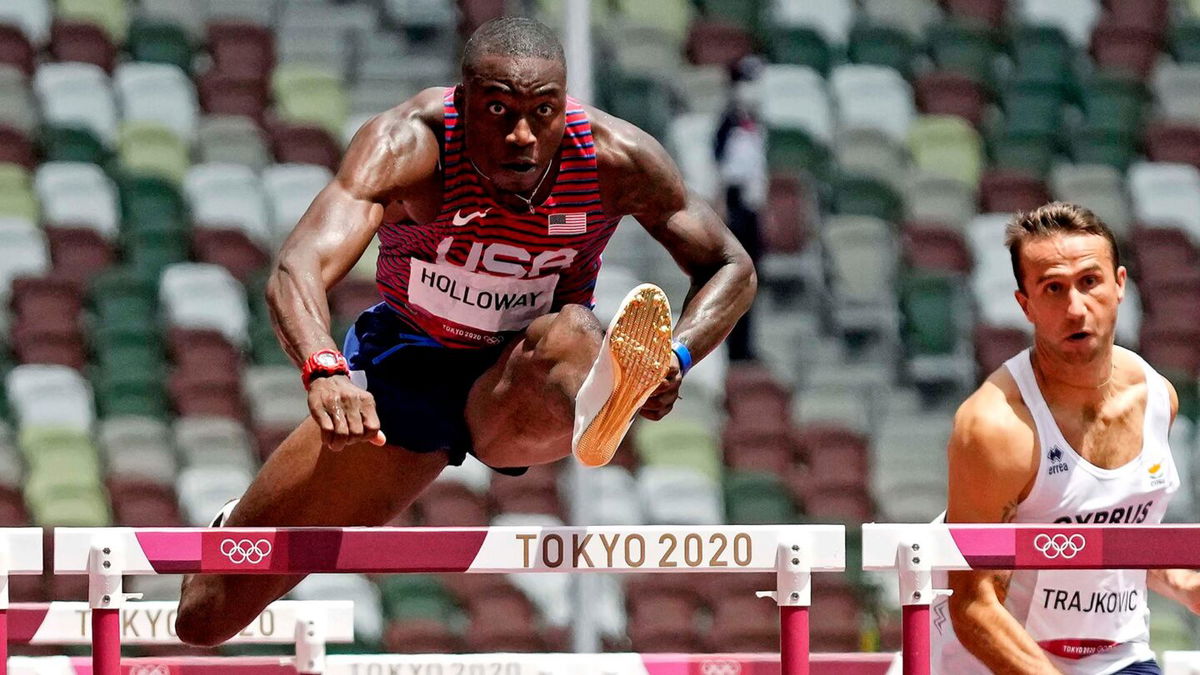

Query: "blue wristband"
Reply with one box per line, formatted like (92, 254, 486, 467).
(672, 341, 693, 377)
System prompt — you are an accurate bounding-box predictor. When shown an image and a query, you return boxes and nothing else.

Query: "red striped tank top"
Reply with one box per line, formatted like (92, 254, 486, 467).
(374, 87, 621, 348)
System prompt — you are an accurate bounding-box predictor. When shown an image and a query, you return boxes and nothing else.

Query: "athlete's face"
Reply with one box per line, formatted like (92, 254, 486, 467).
(459, 55, 567, 193)
(1015, 233, 1126, 364)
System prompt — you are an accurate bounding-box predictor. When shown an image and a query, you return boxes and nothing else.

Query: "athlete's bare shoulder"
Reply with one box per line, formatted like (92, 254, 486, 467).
(338, 87, 445, 202)
(950, 365, 1040, 493)
(582, 104, 687, 220)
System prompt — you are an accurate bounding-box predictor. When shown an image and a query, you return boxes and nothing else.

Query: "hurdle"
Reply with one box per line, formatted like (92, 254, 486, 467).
(864, 523, 1200, 675)
(54, 524, 844, 675)
(0, 529, 44, 674)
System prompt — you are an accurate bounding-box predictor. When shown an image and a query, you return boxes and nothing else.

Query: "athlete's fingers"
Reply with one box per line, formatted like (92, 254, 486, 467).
(369, 430, 387, 446)
(343, 395, 365, 439)
(329, 398, 350, 451)
(309, 399, 336, 449)
(361, 396, 383, 442)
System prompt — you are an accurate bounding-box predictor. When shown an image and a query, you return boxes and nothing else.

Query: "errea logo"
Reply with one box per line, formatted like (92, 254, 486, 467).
(1048, 446, 1068, 476)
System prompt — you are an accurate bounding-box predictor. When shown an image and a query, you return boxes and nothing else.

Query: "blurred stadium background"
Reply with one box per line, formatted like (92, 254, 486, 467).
(0, 0, 1197, 661)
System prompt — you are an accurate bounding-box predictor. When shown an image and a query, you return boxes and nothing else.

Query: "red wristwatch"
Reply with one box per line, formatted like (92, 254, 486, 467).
(301, 349, 350, 389)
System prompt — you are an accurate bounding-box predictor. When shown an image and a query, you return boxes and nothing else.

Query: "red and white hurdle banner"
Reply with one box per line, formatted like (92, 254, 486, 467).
(863, 524, 1200, 675)
(54, 525, 845, 675)
(0, 529, 45, 673)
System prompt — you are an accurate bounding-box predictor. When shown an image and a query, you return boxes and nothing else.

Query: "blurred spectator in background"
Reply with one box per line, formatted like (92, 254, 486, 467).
(714, 55, 766, 362)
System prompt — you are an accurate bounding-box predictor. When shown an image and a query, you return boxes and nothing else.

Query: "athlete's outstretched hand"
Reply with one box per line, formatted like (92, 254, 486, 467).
(639, 352, 682, 420)
(307, 375, 387, 451)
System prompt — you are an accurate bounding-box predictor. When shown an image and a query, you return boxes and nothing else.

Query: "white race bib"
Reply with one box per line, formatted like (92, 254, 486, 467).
(408, 258, 558, 333)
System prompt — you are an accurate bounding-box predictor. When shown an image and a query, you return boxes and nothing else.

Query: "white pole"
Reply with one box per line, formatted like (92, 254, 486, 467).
(562, 0, 600, 655)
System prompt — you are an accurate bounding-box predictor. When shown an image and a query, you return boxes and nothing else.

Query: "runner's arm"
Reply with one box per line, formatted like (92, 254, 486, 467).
(266, 108, 440, 366)
(946, 383, 1061, 674)
(594, 112, 756, 366)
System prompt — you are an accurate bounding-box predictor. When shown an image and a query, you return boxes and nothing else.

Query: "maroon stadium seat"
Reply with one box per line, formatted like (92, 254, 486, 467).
(416, 482, 490, 527)
(1140, 324, 1200, 375)
(383, 618, 461, 654)
(198, 71, 269, 122)
(800, 484, 874, 523)
(944, 0, 1007, 30)
(1144, 122, 1200, 170)
(50, 21, 116, 72)
(974, 324, 1029, 378)
(328, 278, 383, 323)
(269, 123, 342, 171)
(915, 71, 987, 127)
(0, 25, 34, 76)
(1131, 226, 1199, 284)
(45, 226, 115, 284)
(763, 173, 810, 254)
(1105, 0, 1168, 37)
(708, 595, 778, 652)
(458, 0, 507, 36)
(686, 20, 753, 68)
(1091, 18, 1160, 80)
(169, 368, 245, 421)
(191, 228, 270, 284)
(11, 326, 86, 370)
(903, 223, 972, 274)
(167, 328, 242, 372)
(810, 583, 863, 651)
(207, 22, 274, 81)
(979, 169, 1052, 213)
(10, 277, 82, 332)
(0, 125, 35, 169)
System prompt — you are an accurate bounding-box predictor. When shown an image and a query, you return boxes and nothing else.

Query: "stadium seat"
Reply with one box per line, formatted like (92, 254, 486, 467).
(724, 471, 798, 524)
(928, 21, 999, 90)
(34, 162, 119, 239)
(183, 163, 271, 246)
(272, 65, 349, 136)
(708, 594, 778, 652)
(907, 115, 984, 187)
(33, 63, 118, 147)
(0, 217, 48, 302)
(634, 417, 722, 479)
(56, 0, 128, 44)
(196, 116, 270, 171)
(114, 63, 198, 142)
(833, 174, 903, 223)
(903, 223, 972, 274)
(128, 20, 193, 73)
(159, 263, 250, 346)
(0, 0, 51, 47)
(137, 0, 203, 41)
(900, 272, 973, 386)
(50, 21, 116, 72)
(767, 25, 831, 74)
(38, 126, 106, 165)
(636, 465, 723, 525)
(834, 128, 906, 189)
(1080, 74, 1146, 136)
(1171, 19, 1200, 64)
(944, 0, 1006, 29)
(989, 128, 1057, 179)
(861, 0, 938, 41)
(903, 172, 977, 229)
(45, 226, 114, 284)
(0, 163, 37, 222)
(822, 215, 899, 335)
(174, 416, 255, 471)
(915, 71, 987, 128)
(117, 121, 190, 184)
(269, 123, 342, 172)
(0, 126, 34, 170)
(1091, 18, 1161, 81)
(177, 464, 253, 526)
(1145, 122, 1200, 170)
(1154, 64, 1200, 124)
(1128, 162, 1200, 243)
(197, 71, 269, 123)
(760, 65, 833, 144)
(770, 0, 854, 47)
(262, 163, 334, 244)
(207, 21, 274, 81)
(6, 364, 93, 431)
(1060, 196, 1133, 256)
(830, 65, 915, 144)
(1015, 0, 1099, 48)
(0, 66, 35, 135)
(1010, 25, 1076, 95)
(684, 19, 752, 69)
(666, 114, 720, 203)
(0, 24, 35, 76)
(979, 169, 1051, 214)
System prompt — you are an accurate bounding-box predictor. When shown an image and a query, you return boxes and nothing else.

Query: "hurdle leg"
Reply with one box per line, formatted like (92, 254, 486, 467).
(88, 537, 137, 675)
(0, 537, 9, 675)
(295, 612, 327, 674)
(775, 535, 812, 675)
(897, 539, 932, 675)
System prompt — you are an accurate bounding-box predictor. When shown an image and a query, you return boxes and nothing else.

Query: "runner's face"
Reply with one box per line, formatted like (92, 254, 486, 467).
(1015, 233, 1126, 364)
(460, 55, 567, 193)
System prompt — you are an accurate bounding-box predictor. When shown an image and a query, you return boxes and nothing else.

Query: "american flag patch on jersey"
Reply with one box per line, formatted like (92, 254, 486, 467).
(548, 212, 587, 235)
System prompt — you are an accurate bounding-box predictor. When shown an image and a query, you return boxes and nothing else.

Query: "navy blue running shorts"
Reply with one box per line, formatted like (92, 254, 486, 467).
(1116, 660, 1161, 674)
(342, 303, 526, 475)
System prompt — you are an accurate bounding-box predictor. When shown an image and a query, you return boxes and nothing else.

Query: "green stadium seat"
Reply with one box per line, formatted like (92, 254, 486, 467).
(116, 175, 188, 234)
(124, 227, 190, 275)
(251, 325, 292, 366)
(128, 20, 193, 73)
(766, 127, 831, 180)
(604, 74, 674, 144)
(699, 0, 767, 37)
(907, 115, 983, 186)
(928, 22, 998, 90)
(378, 575, 461, 622)
(92, 366, 170, 419)
(117, 122, 189, 184)
(1070, 127, 1137, 170)
(18, 427, 94, 463)
(1079, 74, 1146, 136)
(724, 471, 797, 524)
(1162, 370, 1198, 423)
(634, 417, 722, 481)
(1010, 25, 1076, 97)
(769, 26, 832, 75)
(57, 0, 129, 44)
(0, 164, 38, 221)
(900, 274, 959, 356)
(1170, 20, 1200, 63)
(989, 128, 1057, 178)
(272, 66, 349, 138)
(833, 174, 903, 223)
(848, 25, 916, 79)
(40, 126, 109, 165)
(90, 266, 158, 309)
(614, 0, 693, 43)
(1000, 81, 1067, 139)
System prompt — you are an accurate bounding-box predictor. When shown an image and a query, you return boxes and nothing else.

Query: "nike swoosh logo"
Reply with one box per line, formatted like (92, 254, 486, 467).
(452, 208, 490, 226)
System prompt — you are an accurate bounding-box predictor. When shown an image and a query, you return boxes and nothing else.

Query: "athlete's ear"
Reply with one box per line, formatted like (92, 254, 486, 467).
(1015, 288, 1031, 321)
(1114, 265, 1127, 303)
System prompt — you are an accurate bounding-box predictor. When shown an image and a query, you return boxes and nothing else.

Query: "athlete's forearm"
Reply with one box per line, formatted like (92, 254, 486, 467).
(673, 252, 756, 362)
(1150, 569, 1200, 612)
(265, 253, 340, 367)
(952, 597, 1062, 674)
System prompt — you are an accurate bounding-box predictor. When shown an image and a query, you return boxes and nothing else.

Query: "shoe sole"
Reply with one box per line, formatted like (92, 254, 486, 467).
(574, 284, 673, 467)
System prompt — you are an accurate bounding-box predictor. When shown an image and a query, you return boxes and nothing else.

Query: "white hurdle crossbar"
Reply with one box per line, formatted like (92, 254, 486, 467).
(54, 525, 844, 675)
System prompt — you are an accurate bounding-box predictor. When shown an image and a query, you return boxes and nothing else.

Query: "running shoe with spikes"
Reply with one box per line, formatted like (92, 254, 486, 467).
(572, 283, 674, 467)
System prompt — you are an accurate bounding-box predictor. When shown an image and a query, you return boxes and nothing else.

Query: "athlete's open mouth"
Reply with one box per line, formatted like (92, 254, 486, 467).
(1068, 331, 1090, 341)
(501, 160, 537, 173)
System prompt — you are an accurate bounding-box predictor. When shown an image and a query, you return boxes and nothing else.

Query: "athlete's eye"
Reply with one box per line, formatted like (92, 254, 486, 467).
(487, 102, 505, 115)
(537, 104, 554, 116)
(1082, 275, 1099, 287)
(1046, 282, 1062, 294)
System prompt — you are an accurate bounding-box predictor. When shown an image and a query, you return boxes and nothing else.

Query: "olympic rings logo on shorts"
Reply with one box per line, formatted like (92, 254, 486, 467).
(700, 660, 742, 675)
(1033, 533, 1086, 559)
(219, 538, 273, 564)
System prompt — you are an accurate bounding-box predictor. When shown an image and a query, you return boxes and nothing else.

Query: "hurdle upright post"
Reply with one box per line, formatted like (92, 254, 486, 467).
(897, 536, 932, 675)
(775, 534, 812, 675)
(0, 536, 10, 675)
(88, 535, 137, 675)
(295, 611, 328, 675)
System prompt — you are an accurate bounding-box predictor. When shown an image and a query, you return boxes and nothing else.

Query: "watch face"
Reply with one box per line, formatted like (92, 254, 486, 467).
(316, 352, 338, 367)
